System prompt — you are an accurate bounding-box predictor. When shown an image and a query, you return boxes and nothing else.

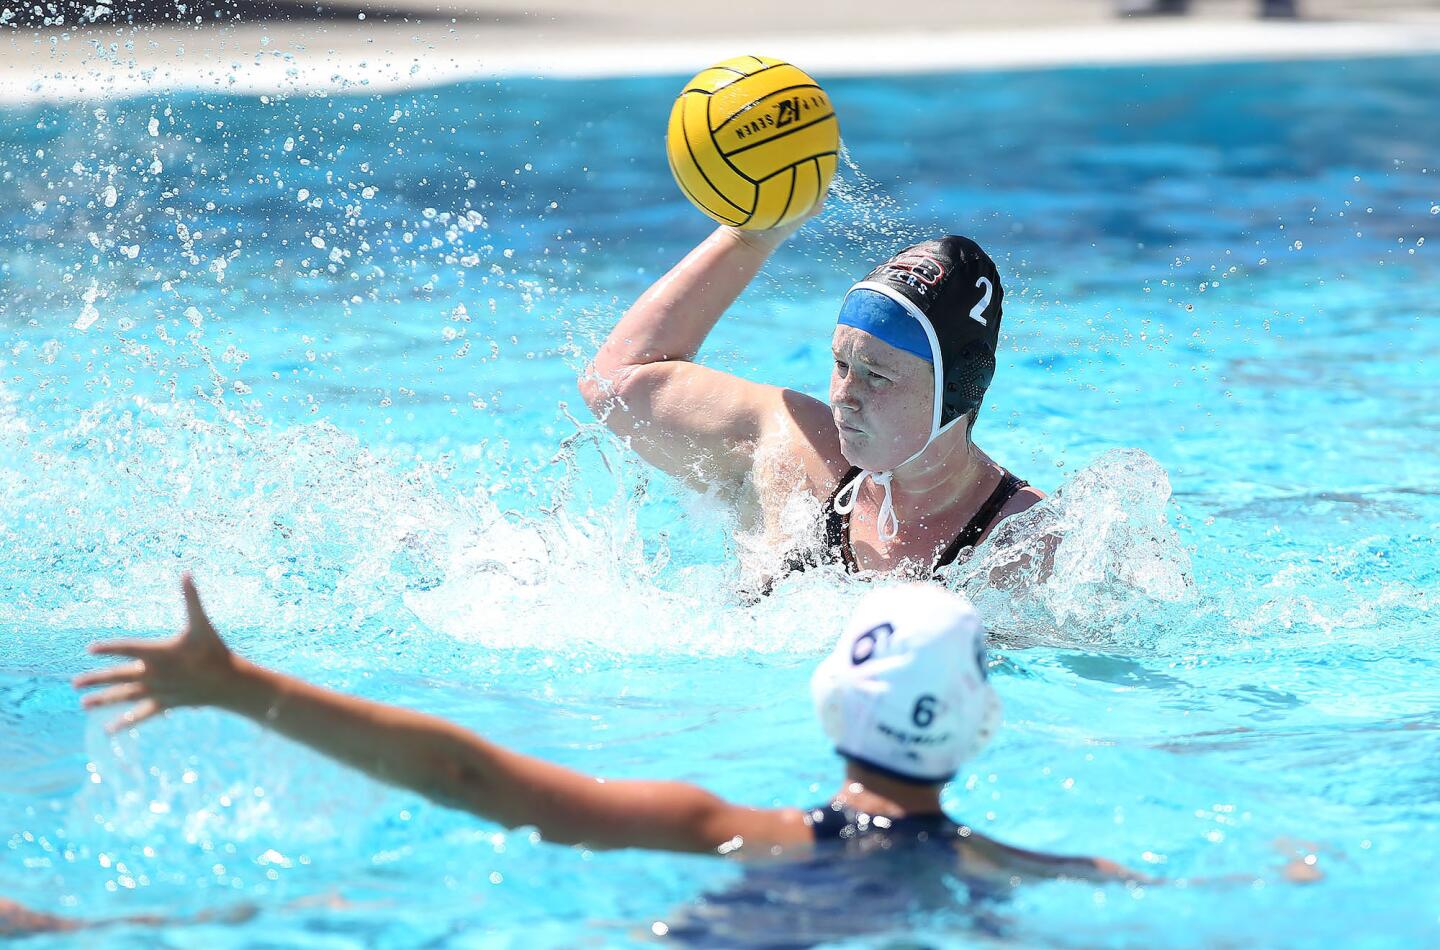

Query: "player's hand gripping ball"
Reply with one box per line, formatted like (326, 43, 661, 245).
(666, 55, 839, 230)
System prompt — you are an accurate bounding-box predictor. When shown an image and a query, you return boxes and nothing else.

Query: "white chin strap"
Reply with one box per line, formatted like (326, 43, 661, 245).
(832, 416, 965, 544)
(834, 469, 898, 542)
(831, 280, 962, 545)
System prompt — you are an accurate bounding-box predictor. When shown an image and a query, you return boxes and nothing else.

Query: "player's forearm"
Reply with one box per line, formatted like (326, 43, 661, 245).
(214, 660, 518, 813)
(210, 661, 639, 842)
(590, 227, 776, 377)
(977, 836, 1143, 885)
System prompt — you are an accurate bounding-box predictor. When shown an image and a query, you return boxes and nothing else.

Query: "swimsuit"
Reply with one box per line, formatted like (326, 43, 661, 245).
(823, 467, 1029, 574)
(805, 799, 967, 847)
(660, 802, 1003, 947)
(771, 468, 1028, 587)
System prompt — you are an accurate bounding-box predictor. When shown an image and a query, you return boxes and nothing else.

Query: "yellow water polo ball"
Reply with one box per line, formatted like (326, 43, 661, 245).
(666, 55, 840, 231)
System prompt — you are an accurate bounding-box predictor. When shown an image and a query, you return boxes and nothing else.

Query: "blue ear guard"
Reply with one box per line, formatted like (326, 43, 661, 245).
(835, 288, 935, 363)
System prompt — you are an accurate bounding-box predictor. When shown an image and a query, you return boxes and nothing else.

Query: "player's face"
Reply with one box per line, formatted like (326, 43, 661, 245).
(829, 326, 934, 471)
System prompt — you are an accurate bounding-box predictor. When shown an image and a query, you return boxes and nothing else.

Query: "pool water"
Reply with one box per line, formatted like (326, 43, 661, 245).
(2, 54, 1438, 947)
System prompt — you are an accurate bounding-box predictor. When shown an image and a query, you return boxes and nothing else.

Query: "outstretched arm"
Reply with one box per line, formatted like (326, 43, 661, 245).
(974, 837, 1142, 885)
(578, 219, 831, 494)
(965, 833, 1321, 888)
(74, 576, 812, 856)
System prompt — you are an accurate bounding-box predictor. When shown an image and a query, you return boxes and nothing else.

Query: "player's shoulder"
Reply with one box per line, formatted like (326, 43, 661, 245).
(756, 387, 848, 488)
(1002, 483, 1046, 518)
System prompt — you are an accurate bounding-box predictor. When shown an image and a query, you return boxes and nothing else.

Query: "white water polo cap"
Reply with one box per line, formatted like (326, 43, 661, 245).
(811, 584, 1000, 783)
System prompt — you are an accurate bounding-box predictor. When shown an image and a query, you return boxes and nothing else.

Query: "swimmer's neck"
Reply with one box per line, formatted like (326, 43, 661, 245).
(832, 762, 946, 818)
(886, 430, 995, 519)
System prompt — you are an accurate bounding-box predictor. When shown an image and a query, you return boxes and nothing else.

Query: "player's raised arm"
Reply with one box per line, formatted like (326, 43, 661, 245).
(73, 575, 812, 856)
(580, 57, 840, 496)
(578, 222, 822, 494)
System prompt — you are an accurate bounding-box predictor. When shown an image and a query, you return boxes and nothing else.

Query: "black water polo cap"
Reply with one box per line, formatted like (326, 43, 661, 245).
(847, 235, 1004, 429)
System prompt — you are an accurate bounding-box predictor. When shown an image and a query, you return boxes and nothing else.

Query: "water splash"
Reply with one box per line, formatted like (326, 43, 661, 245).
(0, 383, 854, 662)
(818, 143, 929, 252)
(951, 448, 1196, 649)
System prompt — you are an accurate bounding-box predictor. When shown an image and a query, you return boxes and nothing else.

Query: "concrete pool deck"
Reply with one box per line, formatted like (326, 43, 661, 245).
(3, 0, 1440, 103)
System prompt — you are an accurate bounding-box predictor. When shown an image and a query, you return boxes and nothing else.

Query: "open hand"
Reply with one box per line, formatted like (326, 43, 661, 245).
(73, 573, 235, 733)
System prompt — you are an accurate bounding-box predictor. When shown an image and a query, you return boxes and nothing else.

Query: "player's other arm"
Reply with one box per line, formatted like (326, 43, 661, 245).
(964, 834, 1144, 885)
(74, 575, 813, 856)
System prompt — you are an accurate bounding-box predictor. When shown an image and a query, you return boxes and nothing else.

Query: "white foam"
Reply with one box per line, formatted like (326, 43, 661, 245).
(948, 448, 1198, 649)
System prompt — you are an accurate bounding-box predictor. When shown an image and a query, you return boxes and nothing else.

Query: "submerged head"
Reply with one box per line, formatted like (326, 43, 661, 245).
(812, 584, 1001, 785)
(829, 236, 1004, 472)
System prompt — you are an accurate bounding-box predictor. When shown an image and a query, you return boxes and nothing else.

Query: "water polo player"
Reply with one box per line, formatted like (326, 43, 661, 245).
(579, 219, 1042, 584)
(68, 577, 1126, 882)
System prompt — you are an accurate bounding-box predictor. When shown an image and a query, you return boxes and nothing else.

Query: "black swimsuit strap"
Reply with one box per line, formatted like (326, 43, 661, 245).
(934, 472, 1028, 569)
(807, 799, 961, 843)
(822, 466, 864, 572)
(826, 467, 1028, 574)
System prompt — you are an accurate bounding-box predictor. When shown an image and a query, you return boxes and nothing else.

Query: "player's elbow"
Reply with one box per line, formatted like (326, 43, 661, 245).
(578, 360, 640, 422)
(577, 361, 611, 415)
(416, 730, 502, 819)
(422, 750, 486, 814)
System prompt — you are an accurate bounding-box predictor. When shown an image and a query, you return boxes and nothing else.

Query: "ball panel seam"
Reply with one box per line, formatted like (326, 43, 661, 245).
(721, 110, 837, 159)
(684, 60, 789, 96)
(667, 149, 745, 225)
(725, 118, 841, 181)
(704, 93, 760, 188)
(710, 81, 826, 132)
(772, 166, 798, 229)
(681, 95, 753, 213)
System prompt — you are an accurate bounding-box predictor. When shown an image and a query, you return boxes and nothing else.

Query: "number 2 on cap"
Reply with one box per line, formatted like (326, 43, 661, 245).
(969, 276, 993, 326)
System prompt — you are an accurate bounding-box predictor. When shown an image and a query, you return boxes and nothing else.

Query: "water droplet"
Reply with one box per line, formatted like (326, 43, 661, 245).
(74, 281, 102, 330)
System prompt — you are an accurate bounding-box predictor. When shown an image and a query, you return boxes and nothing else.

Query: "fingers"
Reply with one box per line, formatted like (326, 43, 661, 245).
(181, 572, 212, 631)
(88, 639, 163, 661)
(82, 682, 148, 710)
(107, 699, 162, 734)
(72, 662, 145, 690)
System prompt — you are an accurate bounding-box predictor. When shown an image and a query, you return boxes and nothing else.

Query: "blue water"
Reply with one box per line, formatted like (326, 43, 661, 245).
(1, 54, 1438, 947)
